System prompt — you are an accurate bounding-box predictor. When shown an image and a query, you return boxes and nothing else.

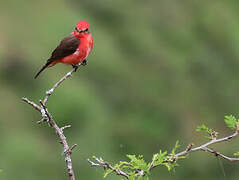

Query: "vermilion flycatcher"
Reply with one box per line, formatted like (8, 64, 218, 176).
(34, 21, 93, 79)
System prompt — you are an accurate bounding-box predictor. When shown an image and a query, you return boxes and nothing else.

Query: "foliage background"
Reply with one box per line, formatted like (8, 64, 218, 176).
(1, 0, 239, 179)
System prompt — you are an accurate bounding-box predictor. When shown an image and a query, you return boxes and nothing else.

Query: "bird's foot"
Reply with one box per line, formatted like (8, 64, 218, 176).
(82, 59, 87, 66)
(72, 60, 87, 72)
(72, 64, 79, 72)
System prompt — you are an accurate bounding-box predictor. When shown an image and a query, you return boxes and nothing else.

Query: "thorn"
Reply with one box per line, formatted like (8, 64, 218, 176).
(60, 125, 71, 131)
(70, 144, 78, 152)
(63, 144, 77, 156)
(37, 117, 47, 124)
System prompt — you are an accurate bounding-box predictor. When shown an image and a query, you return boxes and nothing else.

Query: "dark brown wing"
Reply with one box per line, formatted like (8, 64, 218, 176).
(48, 34, 80, 62)
(34, 34, 80, 79)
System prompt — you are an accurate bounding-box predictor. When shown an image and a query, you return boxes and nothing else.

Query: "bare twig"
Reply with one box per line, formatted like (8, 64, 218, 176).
(201, 147, 239, 162)
(89, 130, 239, 179)
(88, 157, 130, 179)
(37, 117, 47, 124)
(22, 97, 41, 111)
(70, 144, 78, 152)
(61, 125, 72, 131)
(43, 68, 76, 105)
(22, 68, 81, 180)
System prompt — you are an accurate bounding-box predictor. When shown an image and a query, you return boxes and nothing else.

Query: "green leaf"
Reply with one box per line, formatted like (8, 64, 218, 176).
(171, 140, 180, 155)
(127, 155, 148, 171)
(104, 168, 113, 178)
(196, 124, 212, 134)
(196, 124, 217, 139)
(128, 172, 136, 180)
(177, 155, 188, 159)
(163, 162, 178, 171)
(233, 152, 239, 156)
(225, 115, 238, 130)
(119, 161, 132, 170)
(150, 150, 167, 167)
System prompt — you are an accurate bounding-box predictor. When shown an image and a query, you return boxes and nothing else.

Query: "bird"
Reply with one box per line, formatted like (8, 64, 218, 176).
(34, 20, 93, 79)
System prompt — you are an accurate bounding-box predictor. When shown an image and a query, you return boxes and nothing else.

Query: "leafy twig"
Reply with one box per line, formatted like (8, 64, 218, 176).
(88, 119, 239, 179)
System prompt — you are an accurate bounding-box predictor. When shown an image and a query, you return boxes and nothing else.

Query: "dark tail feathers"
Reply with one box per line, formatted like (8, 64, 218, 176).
(34, 61, 51, 79)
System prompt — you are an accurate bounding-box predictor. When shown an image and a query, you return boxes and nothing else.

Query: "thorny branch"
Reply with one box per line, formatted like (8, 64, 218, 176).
(88, 130, 239, 179)
(22, 65, 82, 180)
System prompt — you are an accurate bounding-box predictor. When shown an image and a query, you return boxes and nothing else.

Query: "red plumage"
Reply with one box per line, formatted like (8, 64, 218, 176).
(35, 21, 93, 79)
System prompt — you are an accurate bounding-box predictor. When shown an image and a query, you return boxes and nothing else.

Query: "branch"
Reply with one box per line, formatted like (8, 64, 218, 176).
(43, 68, 76, 105)
(22, 67, 81, 180)
(22, 97, 41, 111)
(88, 130, 239, 179)
(201, 147, 239, 162)
(39, 100, 76, 179)
(169, 131, 239, 163)
(88, 157, 130, 179)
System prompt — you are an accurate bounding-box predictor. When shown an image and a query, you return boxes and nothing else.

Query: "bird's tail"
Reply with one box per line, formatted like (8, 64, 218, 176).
(34, 61, 51, 79)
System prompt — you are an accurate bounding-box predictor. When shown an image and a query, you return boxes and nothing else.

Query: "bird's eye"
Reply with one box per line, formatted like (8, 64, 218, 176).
(84, 28, 89, 32)
(75, 27, 82, 33)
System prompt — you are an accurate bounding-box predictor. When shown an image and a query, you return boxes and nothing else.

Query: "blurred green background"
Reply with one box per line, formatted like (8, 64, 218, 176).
(1, 0, 239, 179)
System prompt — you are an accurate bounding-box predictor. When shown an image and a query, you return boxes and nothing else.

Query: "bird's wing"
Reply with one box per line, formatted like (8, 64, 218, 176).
(34, 34, 80, 79)
(47, 33, 81, 63)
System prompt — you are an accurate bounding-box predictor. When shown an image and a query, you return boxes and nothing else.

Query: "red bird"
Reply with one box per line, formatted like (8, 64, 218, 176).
(34, 21, 93, 79)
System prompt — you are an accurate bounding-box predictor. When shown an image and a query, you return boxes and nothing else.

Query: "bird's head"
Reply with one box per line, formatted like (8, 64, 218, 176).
(74, 21, 90, 36)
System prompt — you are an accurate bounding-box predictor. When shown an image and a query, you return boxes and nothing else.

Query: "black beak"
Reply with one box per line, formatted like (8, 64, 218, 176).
(75, 27, 89, 33)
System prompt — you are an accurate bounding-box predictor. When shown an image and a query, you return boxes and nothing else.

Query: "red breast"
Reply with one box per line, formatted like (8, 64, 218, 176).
(57, 33, 93, 65)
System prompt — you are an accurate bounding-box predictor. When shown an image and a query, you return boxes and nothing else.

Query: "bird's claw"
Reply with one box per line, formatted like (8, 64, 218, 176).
(82, 59, 87, 66)
(72, 64, 79, 72)
(72, 59, 87, 72)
